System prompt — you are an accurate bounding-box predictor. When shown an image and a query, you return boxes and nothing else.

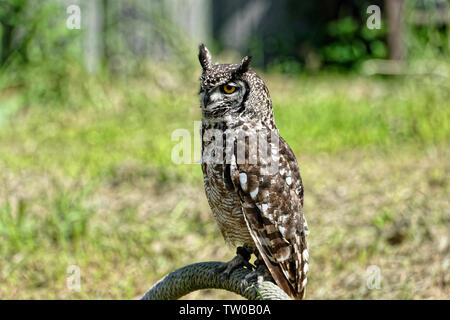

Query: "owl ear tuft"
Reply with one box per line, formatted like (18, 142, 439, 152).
(198, 44, 212, 70)
(237, 55, 252, 74)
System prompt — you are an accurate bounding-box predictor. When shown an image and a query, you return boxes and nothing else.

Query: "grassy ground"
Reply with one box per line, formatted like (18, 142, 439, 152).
(0, 71, 448, 299)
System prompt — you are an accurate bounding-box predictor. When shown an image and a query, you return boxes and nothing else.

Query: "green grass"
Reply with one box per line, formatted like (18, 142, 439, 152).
(272, 75, 450, 152)
(0, 71, 449, 299)
(2, 73, 449, 178)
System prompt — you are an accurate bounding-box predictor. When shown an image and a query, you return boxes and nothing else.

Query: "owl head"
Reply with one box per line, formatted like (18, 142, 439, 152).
(198, 44, 275, 127)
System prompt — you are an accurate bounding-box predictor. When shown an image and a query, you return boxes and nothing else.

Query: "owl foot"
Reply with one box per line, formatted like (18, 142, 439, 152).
(240, 258, 273, 291)
(216, 245, 255, 282)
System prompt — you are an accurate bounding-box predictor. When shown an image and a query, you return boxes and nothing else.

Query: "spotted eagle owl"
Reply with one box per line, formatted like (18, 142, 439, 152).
(198, 44, 309, 299)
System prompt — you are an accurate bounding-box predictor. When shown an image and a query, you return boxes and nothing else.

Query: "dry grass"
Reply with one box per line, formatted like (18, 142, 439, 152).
(0, 146, 448, 299)
(0, 73, 448, 299)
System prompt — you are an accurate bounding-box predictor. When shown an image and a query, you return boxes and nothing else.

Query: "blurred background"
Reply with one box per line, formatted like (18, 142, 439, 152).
(0, 0, 449, 299)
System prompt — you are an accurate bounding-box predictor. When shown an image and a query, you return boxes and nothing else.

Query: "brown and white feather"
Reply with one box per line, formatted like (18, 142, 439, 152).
(199, 44, 309, 299)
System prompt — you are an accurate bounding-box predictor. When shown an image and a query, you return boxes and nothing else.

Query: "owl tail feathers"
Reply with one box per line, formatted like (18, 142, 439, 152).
(258, 251, 305, 300)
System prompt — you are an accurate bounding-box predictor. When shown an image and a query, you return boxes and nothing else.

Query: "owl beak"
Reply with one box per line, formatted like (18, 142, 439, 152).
(203, 91, 210, 107)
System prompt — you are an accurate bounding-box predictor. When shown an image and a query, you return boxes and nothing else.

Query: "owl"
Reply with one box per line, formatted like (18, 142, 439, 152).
(198, 44, 309, 300)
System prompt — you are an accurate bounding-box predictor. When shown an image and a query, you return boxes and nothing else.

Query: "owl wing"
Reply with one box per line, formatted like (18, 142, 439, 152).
(229, 132, 309, 299)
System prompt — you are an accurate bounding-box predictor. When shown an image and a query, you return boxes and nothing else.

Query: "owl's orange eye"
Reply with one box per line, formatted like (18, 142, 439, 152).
(222, 84, 236, 94)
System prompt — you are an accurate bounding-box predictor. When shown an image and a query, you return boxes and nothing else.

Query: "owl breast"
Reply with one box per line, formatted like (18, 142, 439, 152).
(201, 160, 254, 247)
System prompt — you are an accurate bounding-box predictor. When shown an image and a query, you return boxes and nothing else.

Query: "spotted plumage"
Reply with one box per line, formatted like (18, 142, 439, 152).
(198, 44, 309, 299)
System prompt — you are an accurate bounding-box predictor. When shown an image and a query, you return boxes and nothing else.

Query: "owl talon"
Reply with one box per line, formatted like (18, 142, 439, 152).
(240, 259, 273, 289)
(215, 246, 255, 282)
